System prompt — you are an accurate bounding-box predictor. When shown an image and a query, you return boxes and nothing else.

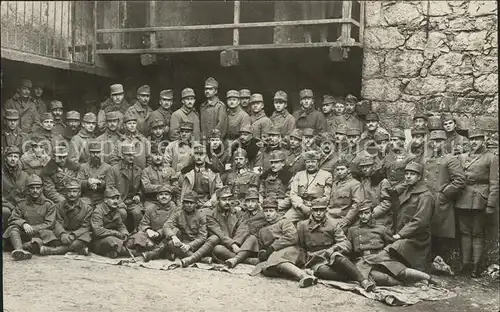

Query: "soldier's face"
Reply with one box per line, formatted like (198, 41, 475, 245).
(52, 108, 63, 120)
(335, 133, 346, 144)
(234, 155, 247, 169)
(183, 201, 196, 213)
(125, 121, 137, 133)
(32, 144, 44, 157)
(106, 195, 120, 209)
(152, 153, 163, 165)
(335, 165, 349, 180)
(210, 137, 222, 150)
(239, 132, 252, 144)
(68, 120, 81, 131)
(123, 154, 135, 164)
(204, 87, 217, 98)
(300, 97, 313, 109)
(347, 135, 360, 145)
(430, 139, 446, 151)
(359, 209, 372, 224)
(111, 93, 124, 104)
(305, 159, 319, 172)
(252, 102, 264, 113)
(152, 126, 163, 138)
(28, 185, 43, 198)
(245, 198, 259, 211)
(366, 121, 378, 131)
(157, 192, 172, 205)
(270, 159, 284, 172)
(34, 87, 43, 98)
(180, 129, 192, 142)
(82, 121, 96, 133)
(404, 171, 420, 186)
(443, 120, 456, 133)
(240, 97, 250, 107)
(6, 119, 19, 130)
(42, 119, 55, 131)
(413, 118, 426, 129)
(361, 164, 374, 176)
(137, 93, 150, 105)
(193, 152, 205, 165)
(321, 141, 333, 153)
(227, 97, 240, 109)
(311, 208, 327, 222)
(289, 137, 301, 149)
(345, 102, 356, 114)
(470, 137, 485, 152)
(322, 103, 333, 114)
(90, 151, 101, 161)
(106, 119, 119, 131)
(390, 137, 404, 149)
(159, 97, 173, 110)
(274, 100, 286, 112)
(268, 134, 281, 146)
(55, 155, 67, 166)
(377, 140, 389, 152)
(334, 103, 345, 115)
(219, 197, 231, 210)
(182, 97, 195, 109)
(19, 86, 31, 98)
(412, 134, 425, 146)
(263, 208, 278, 222)
(66, 188, 81, 202)
(6, 153, 20, 167)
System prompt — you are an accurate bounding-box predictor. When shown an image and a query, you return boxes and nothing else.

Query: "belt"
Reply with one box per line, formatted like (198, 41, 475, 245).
(362, 249, 381, 256)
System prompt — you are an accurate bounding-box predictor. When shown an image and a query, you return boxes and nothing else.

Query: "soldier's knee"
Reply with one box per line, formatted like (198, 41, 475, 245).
(213, 245, 228, 254)
(118, 208, 127, 221)
(206, 235, 221, 245)
(2, 207, 11, 218)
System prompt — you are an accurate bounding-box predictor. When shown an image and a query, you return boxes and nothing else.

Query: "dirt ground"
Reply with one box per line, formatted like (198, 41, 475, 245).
(2, 253, 499, 312)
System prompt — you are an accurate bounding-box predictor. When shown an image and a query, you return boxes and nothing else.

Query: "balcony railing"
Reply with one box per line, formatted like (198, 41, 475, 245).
(95, 1, 364, 54)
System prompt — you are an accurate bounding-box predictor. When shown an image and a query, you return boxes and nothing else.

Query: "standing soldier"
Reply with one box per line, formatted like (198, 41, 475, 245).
(148, 89, 173, 138)
(455, 129, 498, 277)
(2, 146, 29, 231)
(20, 137, 51, 176)
(105, 144, 144, 232)
(227, 125, 261, 168)
(286, 150, 333, 224)
(40, 180, 93, 256)
(423, 130, 465, 263)
(141, 144, 177, 205)
(223, 148, 259, 202)
(200, 77, 228, 140)
(412, 112, 428, 130)
(77, 140, 112, 205)
(255, 126, 289, 174)
(359, 112, 389, 145)
(4, 175, 57, 261)
(29, 112, 67, 155)
(2, 109, 26, 152)
(4, 79, 40, 133)
(408, 127, 427, 163)
(97, 111, 122, 166)
(32, 81, 48, 116)
(442, 113, 468, 155)
(270, 90, 295, 136)
(293, 89, 327, 134)
(64, 111, 81, 140)
(486, 132, 498, 155)
(344, 94, 363, 132)
(226, 90, 251, 142)
(285, 129, 306, 176)
(164, 121, 195, 172)
(68, 112, 97, 170)
(170, 88, 201, 141)
(325, 96, 346, 134)
(250, 93, 273, 141)
(239, 89, 252, 115)
(41, 145, 79, 204)
(126, 85, 154, 136)
(50, 100, 66, 137)
(97, 84, 130, 134)
(120, 113, 151, 170)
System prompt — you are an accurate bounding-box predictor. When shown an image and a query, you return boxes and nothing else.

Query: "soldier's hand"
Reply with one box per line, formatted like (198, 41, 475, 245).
(180, 243, 190, 253)
(171, 236, 182, 247)
(231, 244, 240, 254)
(392, 234, 401, 240)
(258, 250, 269, 262)
(486, 206, 496, 214)
(60, 233, 72, 245)
(132, 195, 141, 204)
(23, 223, 35, 236)
(146, 229, 159, 238)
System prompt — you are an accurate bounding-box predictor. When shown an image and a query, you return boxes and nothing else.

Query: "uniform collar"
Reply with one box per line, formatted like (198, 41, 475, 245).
(204, 96, 220, 107)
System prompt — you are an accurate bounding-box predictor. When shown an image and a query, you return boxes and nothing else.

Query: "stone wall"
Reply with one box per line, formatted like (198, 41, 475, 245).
(361, 1, 498, 132)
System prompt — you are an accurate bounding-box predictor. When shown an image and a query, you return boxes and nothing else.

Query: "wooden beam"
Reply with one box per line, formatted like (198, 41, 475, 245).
(233, 1, 240, 46)
(341, 1, 353, 45)
(149, 1, 157, 48)
(359, 1, 365, 44)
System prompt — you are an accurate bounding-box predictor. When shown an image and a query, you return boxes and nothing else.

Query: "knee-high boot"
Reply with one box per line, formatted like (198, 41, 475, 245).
(181, 237, 218, 267)
(369, 270, 402, 286)
(276, 262, 318, 288)
(143, 243, 168, 262)
(333, 256, 375, 291)
(471, 237, 484, 278)
(314, 265, 348, 281)
(40, 245, 71, 256)
(225, 250, 252, 268)
(10, 228, 32, 261)
(213, 245, 236, 263)
(460, 235, 472, 274)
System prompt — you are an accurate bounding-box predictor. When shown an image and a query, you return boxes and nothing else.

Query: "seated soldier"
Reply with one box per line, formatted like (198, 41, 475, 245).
(77, 140, 112, 205)
(20, 136, 51, 176)
(91, 186, 133, 258)
(128, 185, 178, 254)
(4, 175, 57, 261)
(347, 202, 441, 286)
(222, 148, 259, 202)
(297, 198, 374, 292)
(40, 180, 93, 256)
(141, 143, 178, 205)
(250, 197, 318, 288)
(259, 150, 293, 202)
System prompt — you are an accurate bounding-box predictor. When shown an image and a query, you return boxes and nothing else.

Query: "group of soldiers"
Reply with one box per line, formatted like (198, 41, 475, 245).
(2, 76, 498, 290)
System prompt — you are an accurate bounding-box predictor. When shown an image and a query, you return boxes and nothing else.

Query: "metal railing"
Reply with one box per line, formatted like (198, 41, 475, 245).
(95, 0, 364, 54)
(1, 1, 96, 65)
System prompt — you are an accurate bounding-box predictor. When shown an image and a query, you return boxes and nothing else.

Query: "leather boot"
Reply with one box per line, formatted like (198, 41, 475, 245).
(181, 239, 217, 267)
(471, 238, 484, 278)
(225, 251, 251, 268)
(40, 245, 70, 256)
(143, 244, 167, 262)
(212, 245, 236, 263)
(243, 257, 260, 265)
(370, 270, 402, 286)
(459, 236, 472, 275)
(10, 229, 32, 261)
(276, 262, 318, 288)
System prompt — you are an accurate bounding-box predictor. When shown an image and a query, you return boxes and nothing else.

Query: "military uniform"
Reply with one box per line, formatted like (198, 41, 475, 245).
(20, 150, 51, 176)
(97, 84, 131, 133)
(285, 129, 306, 176)
(119, 114, 152, 170)
(329, 174, 363, 229)
(254, 144, 289, 174)
(97, 111, 124, 166)
(200, 78, 228, 139)
(147, 89, 173, 138)
(68, 113, 97, 170)
(164, 121, 195, 172)
(270, 91, 295, 136)
(52, 197, 93, 249)
(223, 168, 259, 201)
(169, 90, 201, 141)
(293, 89, 327, 133)
(2, 147, 29, 231)
(226, 125, 261, 168)
(360, 175, 393, 230)
(49, 100, 66, 138)
(141, 164, 177, 203)
(251, 111, 273, 141)
(179, 162, 223, 208)
(125, 85, 154, 136)
(2, 109, 26, 152)
(226, 90, 252, 141)
(41, 146, 79, 204)
(344, 113, 363, 133)
(77, 161, 112, 205)
(4, 80, 40, 133)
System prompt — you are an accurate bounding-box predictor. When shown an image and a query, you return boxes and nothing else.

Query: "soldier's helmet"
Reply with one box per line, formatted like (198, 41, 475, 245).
(269, 150, 286, 162)
(261, 197, 278, 209)
(405, 162, 423, 175)
(65, 179, 81, 190)
(27, 174, 43, 186)
(216, 186, 233, 199)
(183, 191, 198, 203)
(358, 200, 373, 213)
(157, 185, 172, 194)
(245, 189, 260, 200)
(303, 150, 320, 161)
(104, 186, 121, 198)
(311, 197, 329, 210)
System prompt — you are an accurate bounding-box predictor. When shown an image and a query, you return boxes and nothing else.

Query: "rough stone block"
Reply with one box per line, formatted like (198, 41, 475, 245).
(448, 16, 476, 31)
(379, 113, 414, 130)
(468, 1, 498, 17)
(405, 76, 447, 95)
(474, 15, 497, 30)
(483, 94, 499, 114)
(364, 27, 406, 49)
(446, 76, 474, 94)
(428, 1, 452, 16)
(362, 51, 382, 78)
(365, 1, 386, 27)
(385, 50, 424, 77)
(406, 31, 427, 50)
(449, 97, 480, 113)
(474, 73, 498, 94)
(423, 32, 450, 58)
(383, 2, 424, 26)
(450, 31, 488, 51)
(472, 56, 498, 77)
(362, 78, 402, 101)
(428, 52, 463, 76)
(429, 16, 450, 31)
(473, 116, 499, 131)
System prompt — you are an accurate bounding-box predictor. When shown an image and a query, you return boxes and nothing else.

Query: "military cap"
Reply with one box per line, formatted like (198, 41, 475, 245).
(346, 128, 361, 136)
(391, 128, 405, 139)
(345, 94, 357, 104)
(374, 131, 390, 142)
(269, 150, 286, 162)
(216, 186, 232, 198)
(334, 96, 345, 104)
(209, 129, 222, 139)
(226, 90, 239, 99)
(27, 174, 43, 186)
(319, 132, 334, 143)
(468, 129, 487, 139)
(103, 111, 120, 121)
(233, 148, 247, 158)
(365, 112, 379, 122)
(82, 112, 97, 123)
(429, 130, 447, 140)
(303, 128, 315, 137)
(250, 93, 264, 103)
(20, 79, 32, 88)
(411, 127, 427, 136)
(104, 186, 121, 198)
(245, 189, 260, 200)
(311, 197, 329, 209)
(183, 191, 198, 202)
(123, 113, 138, 123)
(358, 201, 373, 212)
(121, 144, 135, 155)
(151, 119, 165, 128)
(160, 89, 173, 99)
(303, 150, 320, 161)
(405, 162, 423, 175)
(266, 126, 281, 136)
(157, 185, 172, 194)
(335, 125, 347, 135)
(428, 115, 444, 130)
(413, 111, 428, 121)
(179, 121, 194, 131)
(65, 179, 81, 190)
(53, 145, 69, 156)
(299, 89, 313, 99)
(205, 77, 219, 88)
(4, 109, 19, 120)
(441, 113, 455, 124)
(66, 111, 81, 120)
(274, 90, 288, 101)
(322, 95, 335, 105)
(50, 100, 64, 110)
(359, 156, 375, 166)
(239, 124, 252, 133)
(5, 146, 21, 155)
(239, 89, 251, 97)
(88, 140, 102, 152)
(262, 197, 278, 209)
(289, 129, 303, 140)
(110, 84, 124, 95)
(33, 81, 44, 88)
(335, 158, 351, 169)
(41, 112, 54, 121)
(192, 141, 206, 154)
(269, 190, 287, 199)
(137, 85, 151, 95)
(181, 88, 195, 99)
